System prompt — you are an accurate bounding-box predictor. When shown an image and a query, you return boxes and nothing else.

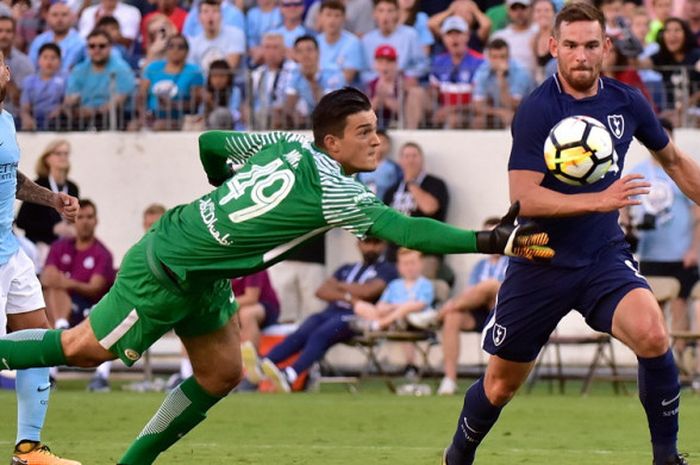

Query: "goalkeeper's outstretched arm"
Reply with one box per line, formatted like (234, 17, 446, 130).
(366, 202, 553, 260)
(198, 131, 286, 186)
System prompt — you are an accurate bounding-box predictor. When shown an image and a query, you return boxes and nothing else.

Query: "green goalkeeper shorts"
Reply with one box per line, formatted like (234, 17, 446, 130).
(89, 232, 239, 367)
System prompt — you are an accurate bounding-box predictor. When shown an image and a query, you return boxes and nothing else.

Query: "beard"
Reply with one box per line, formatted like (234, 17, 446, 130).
(560, 66, 599, 93)
(362, 252, 380, 264)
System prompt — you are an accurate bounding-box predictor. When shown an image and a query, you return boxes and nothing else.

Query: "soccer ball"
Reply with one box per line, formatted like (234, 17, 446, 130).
(543, 115, 614, 186)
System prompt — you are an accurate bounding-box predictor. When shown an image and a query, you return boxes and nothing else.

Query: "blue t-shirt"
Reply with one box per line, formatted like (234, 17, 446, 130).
(329, 260, 398, 311)
(410, 12, 434, 47)
(285, 67, 346, 116)
(629, 159, 694, 262)
(0, 111, 20, 265)
(183, 1, 246, 39)
(270, 24, 312, 48)
(357, 158, 402, 201)
(380, 276, 434, 308)
(508, 75, 669, 267)
(20, 72, 67, 121)
(317, 31, 365, 73)
(28, 29, 86, 72)
(468, 256, 509, 286)
(144, 60, 204, 113)
(473, 58, 535, 105)
(429, 50, 484, 96)
(67, 57, 136, 108)
(246, 6, 283, 48)
(361, 25, 428, 81)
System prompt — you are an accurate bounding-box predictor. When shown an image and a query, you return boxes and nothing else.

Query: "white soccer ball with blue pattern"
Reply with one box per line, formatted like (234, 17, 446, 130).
(544, 115, 614, 186)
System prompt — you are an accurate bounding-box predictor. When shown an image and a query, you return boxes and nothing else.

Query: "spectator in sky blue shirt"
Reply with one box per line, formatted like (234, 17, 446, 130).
(63, 30, 135, 128)
(182, 0, 245, 39)
(21, 43, 67, 131)
(28, 2, 86, 72)
(284, 35, 345, 127)
(361, 0, 428, 82)
(472, 37, 533, 129)
(246, 0, 282, 65)
(270, 0, 311, 49)
(316, 0, 365, 84)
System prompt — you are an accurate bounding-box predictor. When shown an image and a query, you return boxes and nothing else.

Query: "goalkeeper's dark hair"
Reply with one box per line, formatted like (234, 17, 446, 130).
(312, 87, 372, 149)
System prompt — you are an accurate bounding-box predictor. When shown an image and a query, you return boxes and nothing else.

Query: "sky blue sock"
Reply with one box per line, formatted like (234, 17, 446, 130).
(15, 367, 51, 444)
(447, 377, 503, 465)
(638, 350, 680, 465)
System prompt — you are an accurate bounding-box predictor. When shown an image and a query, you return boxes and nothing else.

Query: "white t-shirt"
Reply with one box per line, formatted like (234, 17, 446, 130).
(78, 2, 142, 40)
(187, 25, 246, 73)
(492, 25, 538, 75)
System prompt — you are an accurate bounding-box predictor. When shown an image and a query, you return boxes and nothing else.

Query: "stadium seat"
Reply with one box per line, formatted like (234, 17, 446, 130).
(647, 276, 681, 306)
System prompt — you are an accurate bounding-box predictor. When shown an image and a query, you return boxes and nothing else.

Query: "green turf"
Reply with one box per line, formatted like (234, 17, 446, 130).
(0, 380, 698, 465)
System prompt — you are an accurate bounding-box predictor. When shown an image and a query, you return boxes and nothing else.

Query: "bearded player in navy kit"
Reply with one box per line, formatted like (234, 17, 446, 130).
(443, 4, 700, 465)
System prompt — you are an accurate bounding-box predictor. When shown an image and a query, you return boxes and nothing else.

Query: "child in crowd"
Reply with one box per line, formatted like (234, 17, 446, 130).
(20, 43, 66, 131)
(202, 59, 244, 129)
(353, 248, 434, 331)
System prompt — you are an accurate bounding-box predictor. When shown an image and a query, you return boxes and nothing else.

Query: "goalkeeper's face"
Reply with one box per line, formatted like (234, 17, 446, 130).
(327, 110, 381, 175)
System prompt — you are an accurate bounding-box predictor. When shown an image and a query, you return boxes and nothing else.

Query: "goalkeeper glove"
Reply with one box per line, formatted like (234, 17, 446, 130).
(475, 201, 554, 261)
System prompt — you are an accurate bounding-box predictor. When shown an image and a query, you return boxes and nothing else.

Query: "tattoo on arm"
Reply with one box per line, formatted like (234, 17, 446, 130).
(16, 171, 56, 207)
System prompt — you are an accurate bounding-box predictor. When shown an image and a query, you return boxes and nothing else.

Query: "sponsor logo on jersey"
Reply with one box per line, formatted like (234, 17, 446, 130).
(83, 256, 95, 269)
(493, 324, 507, 346)
(607, 115, 624, 139)
(352, 191, 376, 205)
(199, 198, 233, 246)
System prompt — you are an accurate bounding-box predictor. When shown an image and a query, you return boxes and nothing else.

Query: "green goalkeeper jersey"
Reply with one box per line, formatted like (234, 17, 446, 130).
(152, 131, 479, 282)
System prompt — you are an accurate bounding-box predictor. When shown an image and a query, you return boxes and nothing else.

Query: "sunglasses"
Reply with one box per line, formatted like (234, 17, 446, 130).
(167, 42, 187, 50)
(88, 42, 109, 50)
(282, 1, 304, 6)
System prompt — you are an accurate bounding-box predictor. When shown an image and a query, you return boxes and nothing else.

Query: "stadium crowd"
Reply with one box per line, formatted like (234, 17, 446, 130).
(0, 0, 697, 131)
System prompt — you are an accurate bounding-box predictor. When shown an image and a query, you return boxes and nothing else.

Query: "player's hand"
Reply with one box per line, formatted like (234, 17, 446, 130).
(55, 193, 79, 222)
(475, 201, 555, 261)
(597, 174, 650, 212)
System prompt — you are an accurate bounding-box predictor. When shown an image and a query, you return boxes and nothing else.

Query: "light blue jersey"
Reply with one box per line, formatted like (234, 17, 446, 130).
(246, 7, 283, 48)
(0, 110, 20, 265)
(317, 30, 365, 73)
(270, 24, 311, 48)
(380, 276, 434, 308)
(630, 159, 694, 261)
(468, 256, 509, 286)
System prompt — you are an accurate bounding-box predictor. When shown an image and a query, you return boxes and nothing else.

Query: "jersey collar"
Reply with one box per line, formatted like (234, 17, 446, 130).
(552, 73, 604, 98)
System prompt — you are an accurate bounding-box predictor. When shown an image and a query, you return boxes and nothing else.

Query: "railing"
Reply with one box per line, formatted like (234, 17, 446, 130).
(18, 65, 700, 132)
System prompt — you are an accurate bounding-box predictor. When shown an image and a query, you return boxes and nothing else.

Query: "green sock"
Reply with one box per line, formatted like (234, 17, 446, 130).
(119, 377, 224, 465)
(0, 329, 66, 369)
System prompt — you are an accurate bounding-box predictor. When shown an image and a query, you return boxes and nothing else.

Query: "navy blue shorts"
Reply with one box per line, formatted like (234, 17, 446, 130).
(482, 248, 650, 363)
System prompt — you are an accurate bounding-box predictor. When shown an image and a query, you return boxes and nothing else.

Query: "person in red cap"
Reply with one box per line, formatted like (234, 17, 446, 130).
(367, 43, 427, 128)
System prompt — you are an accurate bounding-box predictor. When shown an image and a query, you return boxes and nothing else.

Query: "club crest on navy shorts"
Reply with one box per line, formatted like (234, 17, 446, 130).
(493, 324, 507, 346)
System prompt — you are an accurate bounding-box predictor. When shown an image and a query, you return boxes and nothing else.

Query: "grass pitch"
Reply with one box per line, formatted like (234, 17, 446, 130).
(0, 379, 699, 465)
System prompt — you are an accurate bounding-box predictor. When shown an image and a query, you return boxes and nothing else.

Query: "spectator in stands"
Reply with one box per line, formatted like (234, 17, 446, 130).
(143, 0, 187, 48)
(248, 32, 293, 129)
(41, 199, 114, 331)
(625, 118, 700, 382)
(316, 0, 364, 85)
(429, 0, 492, 52)
(140, 12, 179, 68)
(603, 35, 655, 105)
(95, 15, 137, 67)
(530, 0, 555, 82)
(686, 0, 700, 46)
(304, 0, 374, 37)
(398, 0, 434, 55)
(630, 7, 665, 109)
(188, 0, 245, 75)
(491, 0, 537, 76)
(246, 0, 282, 65)
(241, 237, 398, 393)
(358, 129, 402, 201)
(12, 0, 39, 54)
(367, 43, 427, 129)
(361, 0, 428, 82)
(183, 0, 245, 40)
(408, 217, 508, 395)
(283, 34, 345, 128)
(472, 38, 533, 129)
(429, 15, 484, 129)
(0, 15, 34, 119)
(644, 18, 700, 126)
(203, 59, 243, 129)
(234, 270, 280, 348)
(15, 139, 79, 254)
(63, 29, 136, 130)
(78, 0, 141, 48)
(271, 0, 311, 50)
(20, 43, 66, 131)
(384, 141, 449, 222)
(352, 248, 434, 332)
(648, 0, 674, 43)
(138, 34, 204, 130)
(29, 1, 86, 71)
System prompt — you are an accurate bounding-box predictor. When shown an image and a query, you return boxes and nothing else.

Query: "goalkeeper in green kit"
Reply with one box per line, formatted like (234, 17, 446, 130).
(0, 87, 553, 464)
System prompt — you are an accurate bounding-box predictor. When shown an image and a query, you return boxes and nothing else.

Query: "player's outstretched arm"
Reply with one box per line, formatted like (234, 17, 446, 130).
(198, 130, 286, 186)
(367, 202, 553, 260)
(16, 171, 79, 221)
(652, 140, 700, 206)
(510, 169, 651, 218)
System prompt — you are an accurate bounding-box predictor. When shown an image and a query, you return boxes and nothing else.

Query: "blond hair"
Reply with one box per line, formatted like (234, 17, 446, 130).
(35, 139, 71, 178)
(143, 203, 166, 217)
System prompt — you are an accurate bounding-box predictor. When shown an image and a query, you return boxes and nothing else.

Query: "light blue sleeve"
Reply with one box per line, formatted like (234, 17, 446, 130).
(416, 278, 434, 306)
(472, 63, 490, 100)
(246, 9, 260, 48)
(378, 281, 397, 303)
(510, 63, 534, 99)
(223, 3, 246, 30)
(182, 8, 200, 38)
(344, 35, 365, 70)
(468, 259, 486, 286)
(406, 30, 428, 78)
(414, 13, 435, 47)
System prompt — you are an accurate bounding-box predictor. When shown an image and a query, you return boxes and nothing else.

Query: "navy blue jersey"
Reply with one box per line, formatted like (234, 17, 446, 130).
(508, 75, 670, 267)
